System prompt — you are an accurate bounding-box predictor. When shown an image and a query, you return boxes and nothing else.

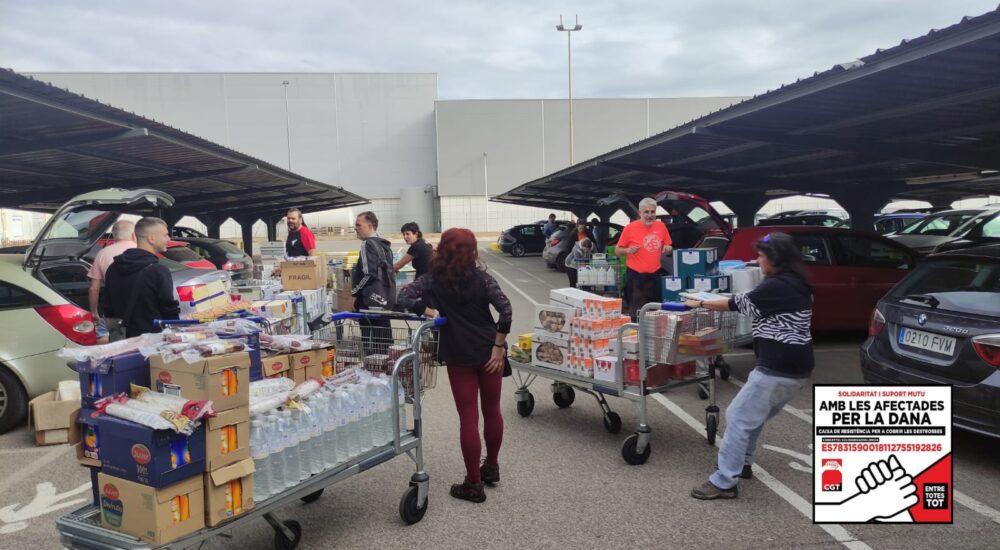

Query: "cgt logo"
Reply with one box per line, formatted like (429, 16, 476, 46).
(131, 444, 152, 465)
(821, 458, 843, 491)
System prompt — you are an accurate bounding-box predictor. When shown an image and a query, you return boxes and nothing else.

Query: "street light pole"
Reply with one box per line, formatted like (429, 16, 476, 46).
(483, 152, 489, 232)
(281, 80, 292, 170)
(556, 14, 582, 164)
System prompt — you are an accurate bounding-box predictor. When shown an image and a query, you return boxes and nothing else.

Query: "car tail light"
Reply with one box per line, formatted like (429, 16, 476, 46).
(972, 335, 1000, 368)
(222, 261, 245, 271)
(868, 308, 886, 337)
(35, 305, 96, 346)
(550, 238, 561, 247)
(177, 284, 205, 303)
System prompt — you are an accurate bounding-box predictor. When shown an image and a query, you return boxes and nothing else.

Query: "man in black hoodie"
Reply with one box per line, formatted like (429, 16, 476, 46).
(351, 211, 396, 353)
(101, 217, 180, 338)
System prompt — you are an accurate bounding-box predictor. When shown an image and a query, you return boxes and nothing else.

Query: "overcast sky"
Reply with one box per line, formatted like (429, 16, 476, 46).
(1, 1, 997, 100)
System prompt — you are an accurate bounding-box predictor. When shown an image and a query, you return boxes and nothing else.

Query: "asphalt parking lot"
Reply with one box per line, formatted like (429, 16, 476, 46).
(1, 244, 998, 549)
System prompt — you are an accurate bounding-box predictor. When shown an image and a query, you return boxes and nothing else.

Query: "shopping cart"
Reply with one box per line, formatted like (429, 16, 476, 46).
(572, 256, 622, 298)
(509, 301, 740, 466)
(56, 313, 447, 550)
(312, 310, 440, 398)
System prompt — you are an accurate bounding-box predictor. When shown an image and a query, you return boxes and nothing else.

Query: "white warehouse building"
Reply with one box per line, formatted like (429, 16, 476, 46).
(22, 72, 843, 235)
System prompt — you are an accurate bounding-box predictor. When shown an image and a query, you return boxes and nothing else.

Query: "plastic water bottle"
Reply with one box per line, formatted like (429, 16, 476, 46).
(266, 412, 286, 494)
(373, 376, 393, 445)
(339, 388, 361, 458)
(330, 388, 350, 464)
(397, 383, 408, 434)
(350, 384, 374, 452)
(304, 397, 326, 475)
(279, 410, 301, 487)
(250, 417, 270, 502)
(290, 407, 311, 482)
(318, 391, 339, 470)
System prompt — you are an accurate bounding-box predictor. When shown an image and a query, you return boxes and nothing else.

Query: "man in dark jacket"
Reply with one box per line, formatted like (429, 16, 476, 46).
(101, 217, 180, 338)
(351, 211, 396, 353)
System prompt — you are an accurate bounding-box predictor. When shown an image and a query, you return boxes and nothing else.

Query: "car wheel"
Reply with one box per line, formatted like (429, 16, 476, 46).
(555, 251, 569, 272)
(511, 243, 526, 257)
(0, 367, 28, 434)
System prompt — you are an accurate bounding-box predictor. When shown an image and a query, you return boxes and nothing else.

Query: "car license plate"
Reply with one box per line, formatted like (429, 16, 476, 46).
(898, 327, 956, 356)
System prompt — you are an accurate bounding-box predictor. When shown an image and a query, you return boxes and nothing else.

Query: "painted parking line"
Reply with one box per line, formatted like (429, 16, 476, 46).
(0, 444, 70, 496)
(483, 249, 560, 288)
(650, 393, 872, 550)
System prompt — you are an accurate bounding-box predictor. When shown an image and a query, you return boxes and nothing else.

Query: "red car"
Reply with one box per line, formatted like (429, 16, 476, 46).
(702, 226, 919, 331)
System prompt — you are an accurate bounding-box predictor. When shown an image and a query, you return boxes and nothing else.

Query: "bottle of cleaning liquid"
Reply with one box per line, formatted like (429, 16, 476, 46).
(250, 416, 270, 503)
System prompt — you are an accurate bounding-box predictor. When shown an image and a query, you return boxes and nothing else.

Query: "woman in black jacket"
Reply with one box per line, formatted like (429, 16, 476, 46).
(398, 228, 513, 503)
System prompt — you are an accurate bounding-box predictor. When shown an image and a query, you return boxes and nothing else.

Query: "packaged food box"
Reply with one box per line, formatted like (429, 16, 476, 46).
(594, 355, 619, 384)
(69, 407, 103, 467)
(661, 276, 686, 302)
(97, 414, 206, 488)
(203, 457, 255, 527)
(98, 472, 204, 545)
(534, 303, 577, 337)
(74, 352, 150, 409)
(150, 353, 251, 413)
(204, 406, 250, 471)
(531, 333, 569, 371)
(280, 258, 326, 291)
(692, 275, 732, 293)
(549, 287, 600, 309)
(673, 248, 719, 283)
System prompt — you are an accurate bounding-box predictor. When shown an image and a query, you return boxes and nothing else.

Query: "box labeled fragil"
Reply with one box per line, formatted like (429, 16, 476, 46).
(280, 258, 326, 291)
(69, 407, 103, 467)
(534, 303, 578, 337)
(28, 390, 80, 445)
(204, 406, 250, 471)
(204, 457, 255, 527)
(149, 353, 251, 412)
(672, 248, 719, 283)
(98, 472, 204, 545)
(97, 414, 206, 488)
(692, 274, 731, 293)
(74, 352, 150, 409)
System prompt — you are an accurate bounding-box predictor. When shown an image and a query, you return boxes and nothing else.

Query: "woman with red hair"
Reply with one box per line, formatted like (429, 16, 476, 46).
(398, 228, 512, 503)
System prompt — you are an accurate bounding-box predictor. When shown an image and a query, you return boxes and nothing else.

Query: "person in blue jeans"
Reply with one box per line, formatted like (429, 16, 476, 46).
(683, 232, 814, 499)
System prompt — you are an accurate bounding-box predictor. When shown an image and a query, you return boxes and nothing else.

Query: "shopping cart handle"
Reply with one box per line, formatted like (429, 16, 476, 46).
(331, 311, 366, 321)
(661, 302, 689, 311)
(433, 316, 448, 327)
(154, 319, 201, 327)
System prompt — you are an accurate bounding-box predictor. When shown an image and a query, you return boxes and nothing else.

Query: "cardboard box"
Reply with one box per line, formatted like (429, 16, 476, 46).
(534, 303, 577, 337)
(204, 407, 250, 471)
(550, 287, 600, 309)
(250, 299, 293, 320)
(28, 390, 79, 445)
(98, 472, 205, 545)
(69, 408, 102, 467)
(262, 354, 290, 378)
(692, 275, 732, 293)
(150, 353, 251, 412)
(189, 281, 230, 313)
(259, 241, 286, 260)
(673, 248, 719, 282)
(279, 289, 327, 321)
(280, 258, 326, 291)
(74, 352, 150, 409)
(336, 287, 355, 312)
(661, 276, 686, 302)
(97, 414, 206, 488)
(203, 458, 255, 527)
(532, 333, 569, 371)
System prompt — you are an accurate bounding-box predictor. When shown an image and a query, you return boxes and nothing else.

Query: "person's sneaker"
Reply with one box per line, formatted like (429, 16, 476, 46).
(690, 481, 738, 500)
(480, 462, 500, 486)
(450, 479, 486, 503)
(740, 464, 754, 479)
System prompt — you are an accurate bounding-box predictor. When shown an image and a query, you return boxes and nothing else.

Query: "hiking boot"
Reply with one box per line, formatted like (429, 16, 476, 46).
(740, 464, 754, 479)
(480, 462, 500, 486)
(450, 479, 486, 503)
(690, 481, 738, 500)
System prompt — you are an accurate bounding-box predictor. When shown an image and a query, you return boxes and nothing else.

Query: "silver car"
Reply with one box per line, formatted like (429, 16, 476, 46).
(890, 208, 999, 256)
(0, 188, 230, 433)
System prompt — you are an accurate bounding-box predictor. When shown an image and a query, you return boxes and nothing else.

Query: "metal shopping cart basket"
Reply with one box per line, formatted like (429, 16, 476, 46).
(312, 310, 440, 398)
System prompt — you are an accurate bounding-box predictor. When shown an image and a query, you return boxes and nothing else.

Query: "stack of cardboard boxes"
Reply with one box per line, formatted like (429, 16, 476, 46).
(661, 248, 731, 302)
(68, 346, 259, 545)
(532, 288, 629, 381)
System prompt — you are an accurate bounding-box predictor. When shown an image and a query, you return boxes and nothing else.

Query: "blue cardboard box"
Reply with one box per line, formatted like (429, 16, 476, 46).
(661, 276, 686, 302)
(97, 414, 206, 488)
(74, 352, 150, 408)
(673, 248, 719, 282)
(691, 274, 732, 293)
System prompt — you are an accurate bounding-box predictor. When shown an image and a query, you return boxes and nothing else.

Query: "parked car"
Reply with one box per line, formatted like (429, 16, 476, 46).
(888, 208, 995, 255)
(758, 214, 844, 227)
(761, 210, 806, 220)
(860, 244, 1000, 438)
(931, 210, 1000, 254)
(705, 226, 918, 331)
(832, 213, 928, 235)
(96, 235, 216, 270)
(172, 236, 253, 281)
(0, 188, 231, 433)
(542, 222, 623, 272)
(498, 223, 548, 257)
(171, 226, 210, 239)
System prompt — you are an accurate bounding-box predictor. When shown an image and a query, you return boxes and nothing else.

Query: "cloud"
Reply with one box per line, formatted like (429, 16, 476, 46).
(1, 0, 996, 99)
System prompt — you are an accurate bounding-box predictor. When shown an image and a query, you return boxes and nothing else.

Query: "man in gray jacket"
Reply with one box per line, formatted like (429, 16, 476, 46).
(351, 211, 396, 353)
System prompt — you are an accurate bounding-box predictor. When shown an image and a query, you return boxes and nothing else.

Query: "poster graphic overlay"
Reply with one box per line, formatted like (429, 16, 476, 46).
(813, 385, 952, 524)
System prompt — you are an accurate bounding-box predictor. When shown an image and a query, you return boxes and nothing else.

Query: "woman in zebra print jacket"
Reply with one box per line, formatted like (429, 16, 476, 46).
(685, 232, 814, 500)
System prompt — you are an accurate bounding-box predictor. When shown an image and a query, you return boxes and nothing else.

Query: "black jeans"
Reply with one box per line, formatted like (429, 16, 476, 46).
(567, 267, 578, 288)
(625, 268, 663, 320)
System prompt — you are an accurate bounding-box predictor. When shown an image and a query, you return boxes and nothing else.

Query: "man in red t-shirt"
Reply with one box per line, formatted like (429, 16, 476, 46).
(615, 197, 672, 318)
(285, 208, 317, 257)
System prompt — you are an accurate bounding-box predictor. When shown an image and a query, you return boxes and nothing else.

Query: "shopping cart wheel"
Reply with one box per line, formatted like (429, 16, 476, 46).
(516, 392, 535, 417)
(399, 485, 428, 525)
(714, 357, 731, 380)
(553, 386, 575, 408)
(697, 384, 710, 400)
(273, 520, 302, 550)
(621, 433, 651, 465)
(706, 413, 719, 445)
(603, 412, 622, 434)
(300, 489, 324, 503)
